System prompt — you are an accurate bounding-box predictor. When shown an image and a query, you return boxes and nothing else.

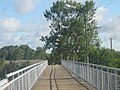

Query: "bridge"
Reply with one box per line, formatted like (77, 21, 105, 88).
(0, 60, 120, 90)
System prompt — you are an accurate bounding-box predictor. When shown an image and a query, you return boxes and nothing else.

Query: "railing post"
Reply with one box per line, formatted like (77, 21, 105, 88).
(101, 67, 104, 90)
(61, 60, 120, 90)
(107, 68, 109, 90)
(87, 63, 89, 83)
(114, 70, 117, 90)
(96, 66, 99, 89)
(0, 60, 48, 90)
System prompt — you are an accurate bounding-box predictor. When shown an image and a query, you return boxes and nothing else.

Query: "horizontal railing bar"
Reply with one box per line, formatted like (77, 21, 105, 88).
(6, 60, 45, 78)
(0, 79, 8, 87)
(61, 60, 120, 90)
(65, 60, 120, 72)
(0, 60, 48, 90)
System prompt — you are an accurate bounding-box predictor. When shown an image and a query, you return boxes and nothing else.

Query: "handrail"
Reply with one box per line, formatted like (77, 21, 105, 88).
(6, 61, 45, 81)
(84, 62, 119, 71)
(61, 60, 120, 90)
(0, 79, 8, 87)
(65, 60, 120, 72)
(0, 60, 48, 90)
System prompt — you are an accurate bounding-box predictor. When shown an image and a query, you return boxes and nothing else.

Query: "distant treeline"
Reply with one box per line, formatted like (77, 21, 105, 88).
(0, 45, 47, 60)
(0, 60, 30, 80)
(48, 46, 120, 68)
(0, 45, 47, 80)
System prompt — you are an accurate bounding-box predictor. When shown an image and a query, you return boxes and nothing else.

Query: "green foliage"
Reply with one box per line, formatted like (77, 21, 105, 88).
(89, 47, 120, 68)
(0, 45, 47, 80)
(0, 45, 47, 61)
(0, 61, 5, 79)
(35, 47, 46, 59)
(0, 60, 31, 80)
(41, 0, 100, 63)
(41, 0, 120, 68)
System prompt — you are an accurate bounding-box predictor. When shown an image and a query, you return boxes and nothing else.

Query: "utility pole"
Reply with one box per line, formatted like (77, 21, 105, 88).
(110, 38, 112, 51)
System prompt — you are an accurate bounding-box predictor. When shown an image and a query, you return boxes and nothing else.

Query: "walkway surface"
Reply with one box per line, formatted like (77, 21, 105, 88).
(31, 65, 89, 90)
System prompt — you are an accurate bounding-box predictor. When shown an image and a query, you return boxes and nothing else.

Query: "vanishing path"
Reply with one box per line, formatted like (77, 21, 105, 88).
(31, 65, 89, 90)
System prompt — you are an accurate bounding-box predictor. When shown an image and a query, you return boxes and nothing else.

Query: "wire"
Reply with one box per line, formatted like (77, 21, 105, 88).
(97, 0, 107, 7)
(103, 0, 115, 8)
(95, 0, 115, 17)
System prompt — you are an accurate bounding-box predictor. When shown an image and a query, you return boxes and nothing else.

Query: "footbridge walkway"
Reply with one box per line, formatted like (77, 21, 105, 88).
(0, 60, 120, 90)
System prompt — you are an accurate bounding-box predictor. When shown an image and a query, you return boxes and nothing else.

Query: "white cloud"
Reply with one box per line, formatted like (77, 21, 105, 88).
(0, 19, 51, 49)
(0, 33, 22, 48)
(19, 21, 51, 34)
(21, 22, 50, 49)
(100, 16, 120, 34)
(14, 0, 40, 13)
(94, 7, 108, 23)
(99, 16, 120, 51)
(0, 18, 20, 32)
(0, 17, 22, 48)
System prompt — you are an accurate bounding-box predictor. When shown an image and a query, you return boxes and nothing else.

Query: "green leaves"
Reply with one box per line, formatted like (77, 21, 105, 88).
(42, 0, 101, 63)
(0, 45, 47, 60)
(35, 47, 46, 59)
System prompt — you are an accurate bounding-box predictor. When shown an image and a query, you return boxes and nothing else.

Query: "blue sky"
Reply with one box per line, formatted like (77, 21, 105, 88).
(0, 0, 120, 51)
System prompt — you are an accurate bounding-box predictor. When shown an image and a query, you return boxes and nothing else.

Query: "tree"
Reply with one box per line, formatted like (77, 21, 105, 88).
(0, 46, 18, 60)
(19, 45, 35, 60)
(35, 47, 47, 59)
(0, 48, 8, 60)
(14, 47, 24, 60)
(41, 0, 100, 63)
(8, 45, 18, 60)
(14, 45, 36, 60)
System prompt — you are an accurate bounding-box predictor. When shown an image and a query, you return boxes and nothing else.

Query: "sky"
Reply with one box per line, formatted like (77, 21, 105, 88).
(0, 0, 120, 51)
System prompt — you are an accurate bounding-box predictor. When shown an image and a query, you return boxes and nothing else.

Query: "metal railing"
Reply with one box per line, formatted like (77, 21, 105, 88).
(61, 60, 120, 90)
(0, 60, 48, 90)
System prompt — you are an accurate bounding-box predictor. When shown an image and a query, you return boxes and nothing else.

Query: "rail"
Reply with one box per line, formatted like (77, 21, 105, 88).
(61, 60, 120, 90)
(0, 60, 48, 90)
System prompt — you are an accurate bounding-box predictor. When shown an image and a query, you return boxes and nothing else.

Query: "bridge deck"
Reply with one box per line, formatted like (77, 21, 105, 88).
(31, 65, 91, 90)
